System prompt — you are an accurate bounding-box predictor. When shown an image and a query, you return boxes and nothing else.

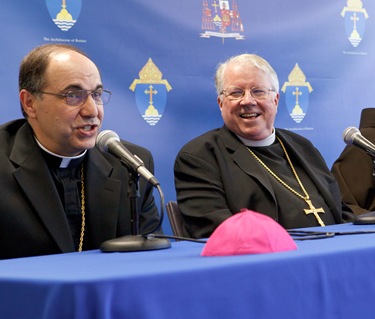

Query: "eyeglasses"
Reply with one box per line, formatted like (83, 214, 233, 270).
(220, 86, 275, 101)
(37, 89, 112, 106)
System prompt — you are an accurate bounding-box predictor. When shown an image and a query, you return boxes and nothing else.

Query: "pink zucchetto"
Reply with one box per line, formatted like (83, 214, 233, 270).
(201, 209, 298, 256)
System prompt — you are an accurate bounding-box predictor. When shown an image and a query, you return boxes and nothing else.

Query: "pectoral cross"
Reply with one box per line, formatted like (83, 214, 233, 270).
(304, 199, 325, 226)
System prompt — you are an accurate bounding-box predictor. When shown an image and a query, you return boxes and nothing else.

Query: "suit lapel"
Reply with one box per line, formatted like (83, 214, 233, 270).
(220, 126, 277, 201)
(84, 148, 122, 247)
(10, 124, 75, 252)
(276, 130, 334, 206)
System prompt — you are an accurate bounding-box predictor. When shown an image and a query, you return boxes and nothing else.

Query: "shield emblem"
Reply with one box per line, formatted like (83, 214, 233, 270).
(134, 84, 167, 126)
(46, 0, 82, 32)
(284, 86, 310, 124)
(343, 11, 367, 47)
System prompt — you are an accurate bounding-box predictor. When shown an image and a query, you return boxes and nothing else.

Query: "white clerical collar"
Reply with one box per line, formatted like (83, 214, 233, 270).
(237, 129, 276, 147)
(35, 137, 87, 168)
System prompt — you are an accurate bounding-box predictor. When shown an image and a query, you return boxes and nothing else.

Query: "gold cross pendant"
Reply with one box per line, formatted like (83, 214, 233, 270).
(304, 199, 325, 226)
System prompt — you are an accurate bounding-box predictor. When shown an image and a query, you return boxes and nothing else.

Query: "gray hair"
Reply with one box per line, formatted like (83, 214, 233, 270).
(214, 53, 279, 96)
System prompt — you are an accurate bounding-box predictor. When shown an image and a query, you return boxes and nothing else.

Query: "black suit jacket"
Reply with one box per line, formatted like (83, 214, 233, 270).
(174, 125, 343, 238)
(0, 119, 160, 259)
(332, 108, 375, 215)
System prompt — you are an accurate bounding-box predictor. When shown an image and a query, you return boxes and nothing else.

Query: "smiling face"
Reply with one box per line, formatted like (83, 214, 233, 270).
(218, 63, 279, 141)
(20, 50, 104, 156)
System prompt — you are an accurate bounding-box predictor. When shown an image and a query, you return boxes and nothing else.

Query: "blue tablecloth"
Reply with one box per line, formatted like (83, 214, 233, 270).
(1, 223, 375, 319)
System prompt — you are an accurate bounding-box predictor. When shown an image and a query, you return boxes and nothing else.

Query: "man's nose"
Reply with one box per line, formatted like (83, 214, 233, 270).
(80, 93, 99, 117)
(240, 90, 256, 104)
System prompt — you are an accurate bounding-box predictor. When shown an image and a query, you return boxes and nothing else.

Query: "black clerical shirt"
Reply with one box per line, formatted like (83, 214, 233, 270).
(42, 151, 84, 250)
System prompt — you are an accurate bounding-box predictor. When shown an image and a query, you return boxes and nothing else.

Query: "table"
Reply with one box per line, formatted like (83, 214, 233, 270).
(1, 223, 375, 319)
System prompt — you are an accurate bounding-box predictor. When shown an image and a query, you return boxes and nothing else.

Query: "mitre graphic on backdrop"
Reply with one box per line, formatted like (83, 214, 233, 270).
(130, 59, 172, 126)
(201, 0, 244, 42)
(281, 64, 313, 124)
(46, 0, 82, 32)
(341, 0, 369, 48)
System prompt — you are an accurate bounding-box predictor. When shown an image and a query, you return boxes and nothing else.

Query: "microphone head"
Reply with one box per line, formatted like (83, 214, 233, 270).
(343, 126, 360, 145)
(96, 130, 120, 152)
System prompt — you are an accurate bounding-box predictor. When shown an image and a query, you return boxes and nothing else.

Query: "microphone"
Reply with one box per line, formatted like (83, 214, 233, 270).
(96, 129, 171, 252)
(343, 126, 375, 158)
(96, 130, 159, 186)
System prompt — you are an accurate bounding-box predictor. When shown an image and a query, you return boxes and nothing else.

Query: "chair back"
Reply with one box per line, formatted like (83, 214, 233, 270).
(166, 201, 189, 240)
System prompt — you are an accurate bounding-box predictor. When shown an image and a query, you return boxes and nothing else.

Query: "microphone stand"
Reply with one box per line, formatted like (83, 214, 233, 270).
(128, 171, 140, 235)
(100, 167, 171, 252)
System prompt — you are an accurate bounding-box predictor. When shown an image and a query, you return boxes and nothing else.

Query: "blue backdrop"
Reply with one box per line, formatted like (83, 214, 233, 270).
(1, 0, 374, 234)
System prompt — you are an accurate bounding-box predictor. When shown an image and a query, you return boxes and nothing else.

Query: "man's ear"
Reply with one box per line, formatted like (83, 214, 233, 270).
(218, 96, 223, 111)
(19, 89, 37, 119)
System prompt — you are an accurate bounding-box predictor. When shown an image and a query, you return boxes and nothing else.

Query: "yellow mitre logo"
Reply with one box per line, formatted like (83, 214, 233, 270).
(341, 0, 368, 15)
(282, 64, 313, 91)
(130, 58, 172, 91)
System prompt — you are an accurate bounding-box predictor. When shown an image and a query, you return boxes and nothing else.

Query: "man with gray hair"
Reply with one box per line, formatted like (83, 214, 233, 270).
(174, 53, 345, 238)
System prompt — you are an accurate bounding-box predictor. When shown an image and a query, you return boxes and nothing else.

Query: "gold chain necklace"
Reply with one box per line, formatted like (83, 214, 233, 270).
(248, 137, 325, 226)
(78, 164, 86, 252)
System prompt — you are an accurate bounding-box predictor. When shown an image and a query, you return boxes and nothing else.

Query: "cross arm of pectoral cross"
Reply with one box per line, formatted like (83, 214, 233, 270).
(304, 199, 325, 226)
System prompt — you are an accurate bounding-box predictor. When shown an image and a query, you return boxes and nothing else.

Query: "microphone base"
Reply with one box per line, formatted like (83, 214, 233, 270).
(100, 235, 171, 252)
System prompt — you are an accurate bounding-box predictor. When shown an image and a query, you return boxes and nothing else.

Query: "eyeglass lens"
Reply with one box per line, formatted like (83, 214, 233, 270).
(224, 87, 270, 100)
(66, 90, 111, 106)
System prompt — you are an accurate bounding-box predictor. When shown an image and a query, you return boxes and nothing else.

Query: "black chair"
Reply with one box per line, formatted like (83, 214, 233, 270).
(166, 201, 190, 240)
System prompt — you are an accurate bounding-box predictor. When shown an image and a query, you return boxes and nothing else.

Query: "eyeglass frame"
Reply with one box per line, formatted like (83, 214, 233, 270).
(220, 86, 276, 101)
(35, 89, 112, 106)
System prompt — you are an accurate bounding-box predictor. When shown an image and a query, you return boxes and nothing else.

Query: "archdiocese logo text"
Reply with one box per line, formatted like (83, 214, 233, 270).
(281, 64, 313, 124)
(130, 59, 172, 126)
(46, 0, 82, 32)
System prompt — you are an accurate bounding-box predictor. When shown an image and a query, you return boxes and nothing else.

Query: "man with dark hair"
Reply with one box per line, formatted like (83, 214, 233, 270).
(0, 44, 160, 259)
